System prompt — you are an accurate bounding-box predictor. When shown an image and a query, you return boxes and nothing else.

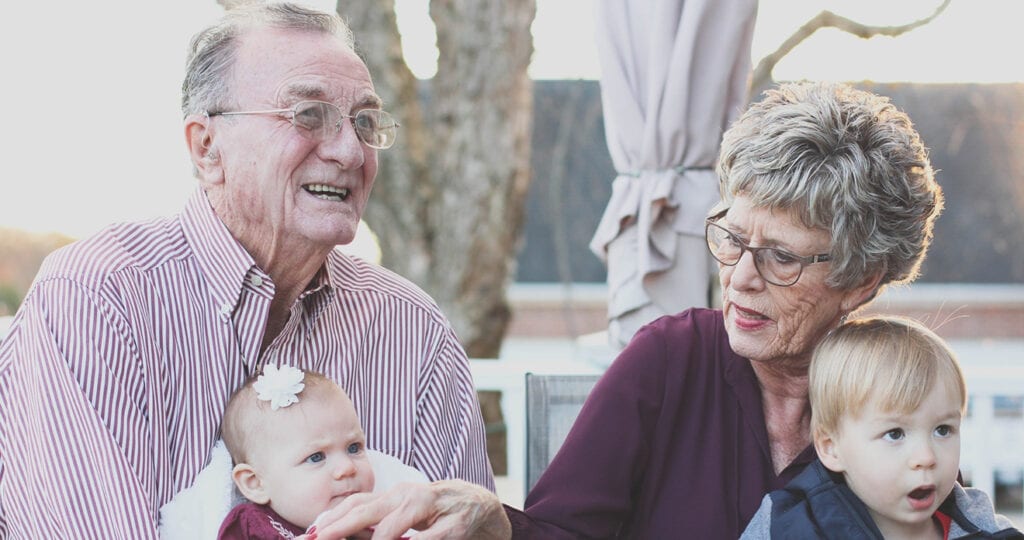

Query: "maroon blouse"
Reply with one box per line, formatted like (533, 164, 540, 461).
(507, 308, 816, 538)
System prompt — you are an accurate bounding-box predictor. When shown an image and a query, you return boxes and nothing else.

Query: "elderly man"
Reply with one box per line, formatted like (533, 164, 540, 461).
(0, 4, 492, 537)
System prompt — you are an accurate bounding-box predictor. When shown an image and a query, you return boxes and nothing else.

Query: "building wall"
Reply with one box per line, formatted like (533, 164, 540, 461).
(516, 81, 1024, 285)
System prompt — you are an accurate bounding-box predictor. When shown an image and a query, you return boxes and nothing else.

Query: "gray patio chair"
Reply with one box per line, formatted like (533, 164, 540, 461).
(524, 372, 601, 494)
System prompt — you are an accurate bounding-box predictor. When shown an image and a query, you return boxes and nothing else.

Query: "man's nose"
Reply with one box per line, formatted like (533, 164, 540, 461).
(317, 119, 366, 169)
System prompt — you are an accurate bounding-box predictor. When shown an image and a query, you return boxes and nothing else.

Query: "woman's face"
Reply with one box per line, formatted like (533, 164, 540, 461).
(717, 196, 865, 369)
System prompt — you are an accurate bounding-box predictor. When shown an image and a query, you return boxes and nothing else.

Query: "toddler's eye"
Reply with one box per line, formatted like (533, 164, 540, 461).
(935, 424, 955, 437)
(305, 451, 325, 464)
(347, 442, 363, 455)
(882, 428, 905, 442)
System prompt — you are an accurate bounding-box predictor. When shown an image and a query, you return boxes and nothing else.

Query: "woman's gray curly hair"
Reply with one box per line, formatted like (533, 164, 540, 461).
(717, 81, 944, 295)
(181, 2, 355, 118)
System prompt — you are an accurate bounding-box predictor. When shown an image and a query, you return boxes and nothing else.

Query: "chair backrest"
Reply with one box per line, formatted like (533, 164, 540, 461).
(524, 372, 601, 494)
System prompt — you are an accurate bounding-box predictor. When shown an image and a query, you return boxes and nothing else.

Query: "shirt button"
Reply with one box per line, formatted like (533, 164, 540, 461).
(220, 304, 232, 317)
(250, 275, 263, 287)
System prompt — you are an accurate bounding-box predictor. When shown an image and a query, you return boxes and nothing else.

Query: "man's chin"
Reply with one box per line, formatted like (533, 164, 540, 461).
(302, 223, 360, 249)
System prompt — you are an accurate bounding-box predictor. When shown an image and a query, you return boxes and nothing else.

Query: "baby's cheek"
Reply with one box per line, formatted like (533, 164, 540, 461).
(361, 466, 376, 492)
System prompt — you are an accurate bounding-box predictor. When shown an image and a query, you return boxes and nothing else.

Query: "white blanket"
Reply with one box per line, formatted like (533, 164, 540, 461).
(158, 441, 428, 539)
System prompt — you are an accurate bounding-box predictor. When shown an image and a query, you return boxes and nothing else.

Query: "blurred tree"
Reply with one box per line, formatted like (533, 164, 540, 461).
(0, 285, 20, 317)
(344, 1, 536, 361)
(0, 228, 74, 314)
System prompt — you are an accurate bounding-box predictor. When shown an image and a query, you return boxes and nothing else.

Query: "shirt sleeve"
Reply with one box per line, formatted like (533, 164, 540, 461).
(0, 277, 157, 538)
(411, 325, 495, 491)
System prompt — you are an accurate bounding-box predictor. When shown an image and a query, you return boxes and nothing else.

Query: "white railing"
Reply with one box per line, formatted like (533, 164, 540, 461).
(475, 337, 1024, 514)
(955, 340, 1024, 516)
(0, 315, 12, 342)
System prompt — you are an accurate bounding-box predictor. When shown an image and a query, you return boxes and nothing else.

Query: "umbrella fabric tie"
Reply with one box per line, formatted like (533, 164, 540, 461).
(615, 165, 713, 178)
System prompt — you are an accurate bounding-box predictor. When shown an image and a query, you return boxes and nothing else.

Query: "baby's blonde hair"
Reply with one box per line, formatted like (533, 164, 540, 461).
(809, 316, 966, 440)
(221, 368, 339, 464)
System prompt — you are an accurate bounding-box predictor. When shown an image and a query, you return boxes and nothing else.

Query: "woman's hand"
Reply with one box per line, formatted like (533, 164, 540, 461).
(309, 479, 512, 539)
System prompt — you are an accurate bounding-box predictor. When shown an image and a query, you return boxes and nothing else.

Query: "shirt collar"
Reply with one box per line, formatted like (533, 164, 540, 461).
(302, 263, 333, 300)
(181, 188, 259, 317)
(181, 188, 338, 318)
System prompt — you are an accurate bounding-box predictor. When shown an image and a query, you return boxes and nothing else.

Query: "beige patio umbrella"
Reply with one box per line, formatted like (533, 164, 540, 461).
(589, 0, 759, 351)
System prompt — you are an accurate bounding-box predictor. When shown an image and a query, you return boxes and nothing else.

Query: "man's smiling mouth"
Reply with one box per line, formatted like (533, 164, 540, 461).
(304, 183, 350, 201)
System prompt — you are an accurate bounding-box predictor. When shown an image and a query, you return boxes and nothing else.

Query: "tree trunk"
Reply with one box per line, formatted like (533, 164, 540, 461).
(344, 0, 535, 361)
(343, 1, 536, 476)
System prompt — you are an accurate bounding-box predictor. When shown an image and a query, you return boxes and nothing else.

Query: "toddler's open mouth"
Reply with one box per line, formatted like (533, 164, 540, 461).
(907, 486, 936, 511)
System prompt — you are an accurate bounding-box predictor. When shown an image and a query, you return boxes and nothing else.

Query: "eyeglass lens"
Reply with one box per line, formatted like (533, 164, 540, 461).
(292, 101, 397, 149)
(705, 222, 803, 286)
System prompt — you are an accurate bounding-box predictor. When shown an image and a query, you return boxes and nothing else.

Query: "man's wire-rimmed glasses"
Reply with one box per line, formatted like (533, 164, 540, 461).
(704, 209, 831, 287)
(207, 100, 399, 150)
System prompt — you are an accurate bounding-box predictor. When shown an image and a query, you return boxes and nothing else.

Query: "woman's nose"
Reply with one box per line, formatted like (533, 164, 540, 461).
(727, 249, 765, 290)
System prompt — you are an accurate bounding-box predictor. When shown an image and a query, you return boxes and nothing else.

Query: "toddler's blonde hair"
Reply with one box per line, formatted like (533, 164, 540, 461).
(810, 316, 966, 440)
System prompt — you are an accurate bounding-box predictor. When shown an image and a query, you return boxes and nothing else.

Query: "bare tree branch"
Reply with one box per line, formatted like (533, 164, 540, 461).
(751, 0, 953, 95)
(215, 0, 262, 10)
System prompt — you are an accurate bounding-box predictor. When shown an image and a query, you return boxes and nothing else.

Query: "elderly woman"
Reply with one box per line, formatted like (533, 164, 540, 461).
(313, 81, 944, 539)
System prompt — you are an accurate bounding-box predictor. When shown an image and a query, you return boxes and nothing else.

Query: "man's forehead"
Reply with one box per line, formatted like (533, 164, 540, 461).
(231, 27, 380, 109)
(281, 82, 382, 109)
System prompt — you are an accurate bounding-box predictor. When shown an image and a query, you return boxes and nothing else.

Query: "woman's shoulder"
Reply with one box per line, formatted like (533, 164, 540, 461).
(629, 307, 729, 354)
(643, 305, 723, 328)
(607, 307, 737, 387)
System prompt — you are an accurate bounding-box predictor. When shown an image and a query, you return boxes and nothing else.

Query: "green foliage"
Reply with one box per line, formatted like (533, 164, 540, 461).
(0, 284, 21, 316)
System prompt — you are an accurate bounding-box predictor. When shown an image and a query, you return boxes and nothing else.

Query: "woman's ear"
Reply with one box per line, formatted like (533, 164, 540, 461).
(814, 431, 846, 473)
(232, 463, 270, 504)
(184, 114, 224, 186)
(840, 271, 884, 313)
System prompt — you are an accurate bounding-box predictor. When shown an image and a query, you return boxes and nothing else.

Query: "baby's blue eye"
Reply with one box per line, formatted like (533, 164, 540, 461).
(306, 452, 325, 464)
(347, 442, 363, 455)
(935, 425, 955, 437)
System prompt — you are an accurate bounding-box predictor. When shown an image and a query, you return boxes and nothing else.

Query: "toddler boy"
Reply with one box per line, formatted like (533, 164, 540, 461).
(742, 316, 1022, 539)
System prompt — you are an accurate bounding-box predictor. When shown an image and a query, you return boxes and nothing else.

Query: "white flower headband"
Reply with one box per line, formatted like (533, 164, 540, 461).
(252, 364, 305, 410)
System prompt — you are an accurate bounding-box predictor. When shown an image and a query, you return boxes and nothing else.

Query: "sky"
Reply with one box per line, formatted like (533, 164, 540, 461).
(1, 0, 1022, 241)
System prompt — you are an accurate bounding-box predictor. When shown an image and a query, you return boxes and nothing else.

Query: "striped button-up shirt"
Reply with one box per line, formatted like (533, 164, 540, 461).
(0, 189, 494, 538)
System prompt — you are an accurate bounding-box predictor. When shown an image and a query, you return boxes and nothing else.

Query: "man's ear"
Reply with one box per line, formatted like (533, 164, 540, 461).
(814, 431, 846, 473)
(840, 271, 884, 313)
(232, 463, 270, 504)
(184, 114, 224, 186)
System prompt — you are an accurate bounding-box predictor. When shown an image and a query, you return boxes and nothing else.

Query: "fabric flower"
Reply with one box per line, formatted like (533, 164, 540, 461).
(253, 364, 305, 410)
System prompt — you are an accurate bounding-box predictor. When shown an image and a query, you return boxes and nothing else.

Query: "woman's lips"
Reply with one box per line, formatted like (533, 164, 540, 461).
(732, 304, 770, 329)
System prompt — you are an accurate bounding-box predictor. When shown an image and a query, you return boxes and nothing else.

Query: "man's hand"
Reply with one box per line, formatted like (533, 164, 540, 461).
(310, 479, 512, 539)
